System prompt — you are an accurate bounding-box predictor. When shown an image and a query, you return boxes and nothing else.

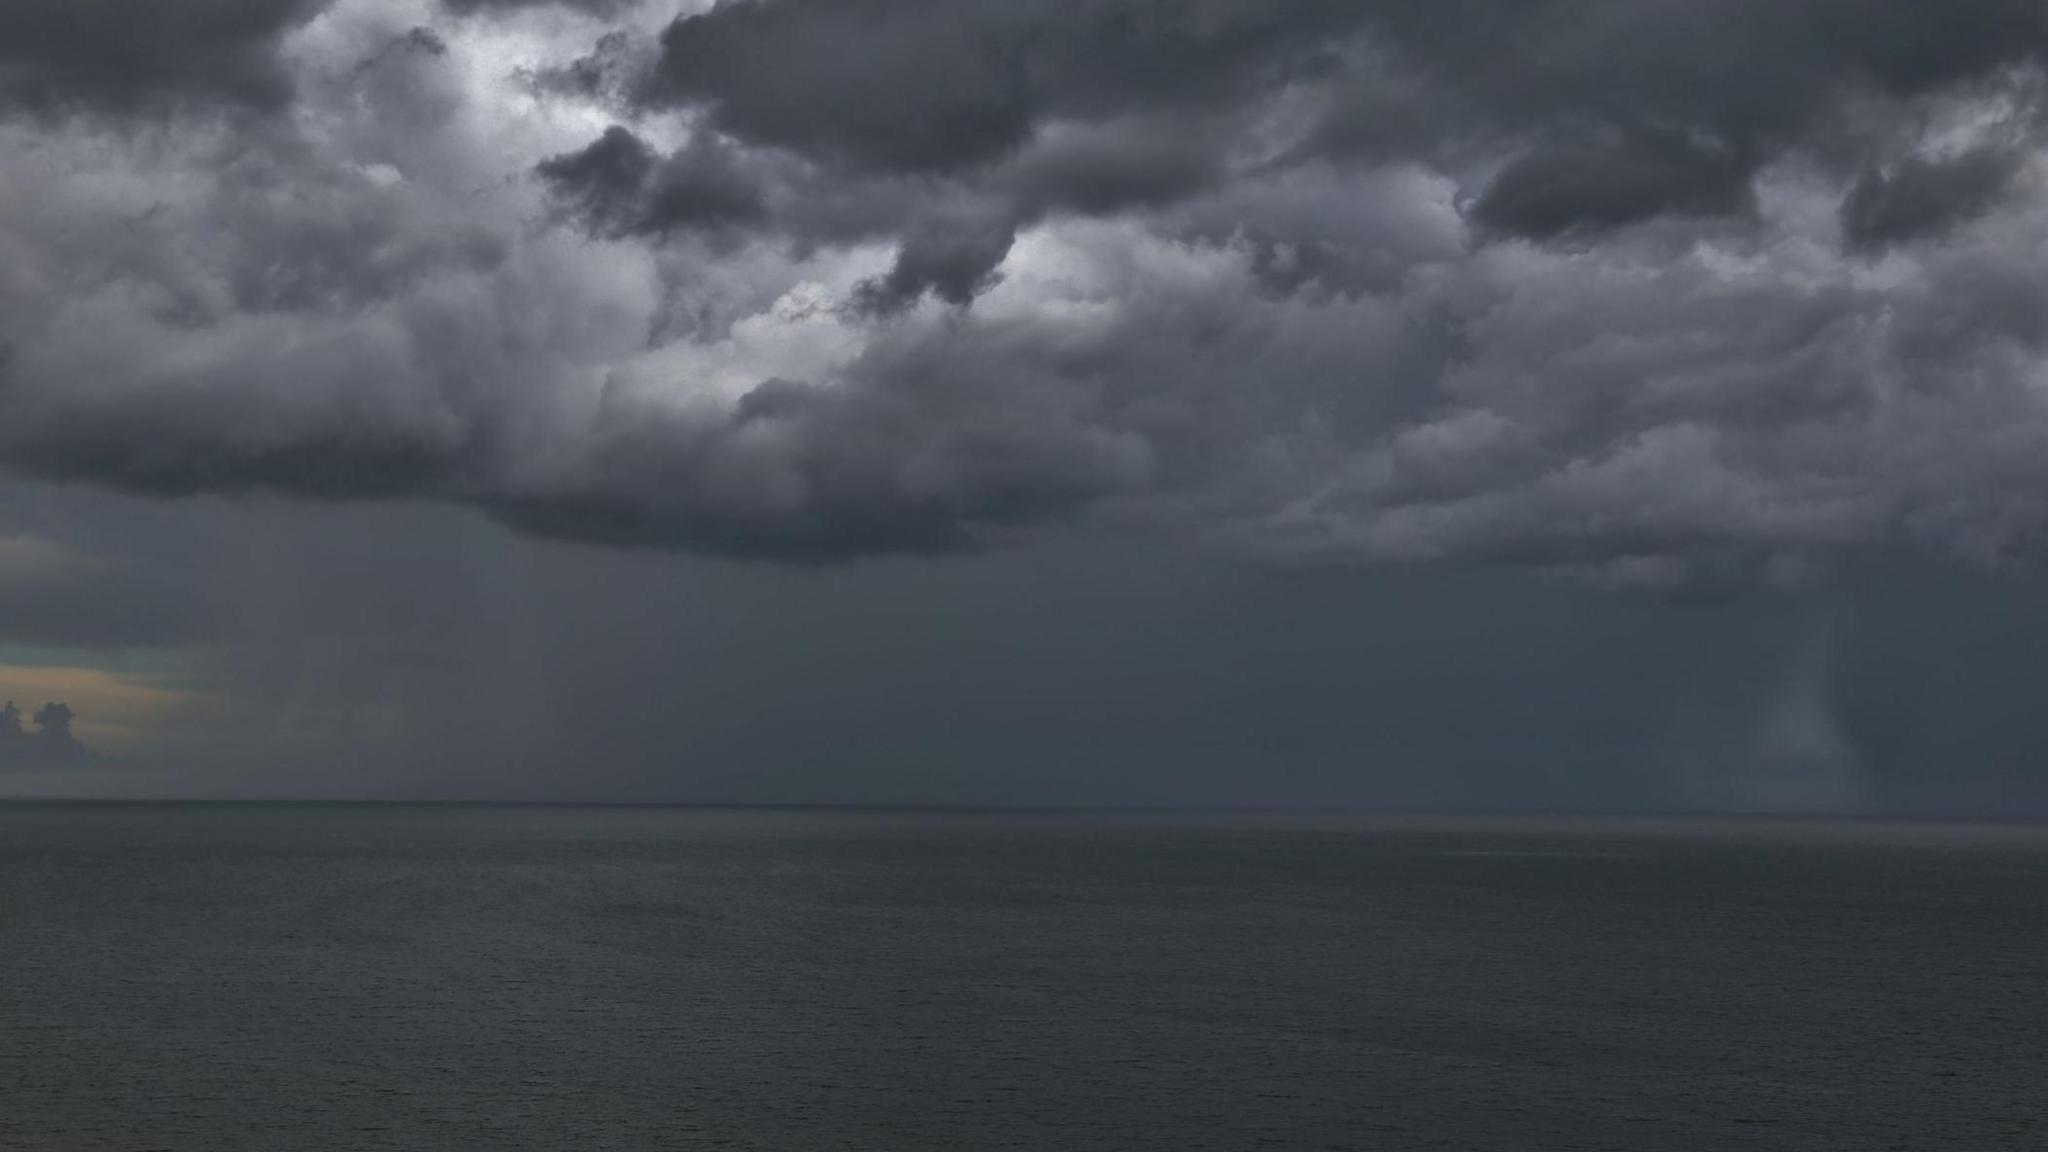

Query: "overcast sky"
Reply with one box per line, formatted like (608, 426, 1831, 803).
(4, 0, 2048, 812)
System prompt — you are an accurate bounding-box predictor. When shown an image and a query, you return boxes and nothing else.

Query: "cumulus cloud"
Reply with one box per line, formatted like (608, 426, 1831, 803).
(4, 0, 2048, 581)
(0, 698, 90, 771)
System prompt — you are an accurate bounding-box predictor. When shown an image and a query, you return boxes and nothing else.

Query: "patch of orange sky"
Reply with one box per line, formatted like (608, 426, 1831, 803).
(0, 665, 203, 756)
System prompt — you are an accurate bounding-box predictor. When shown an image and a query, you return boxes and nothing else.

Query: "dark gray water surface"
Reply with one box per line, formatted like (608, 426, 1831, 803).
(1, 805, 2043, 1150)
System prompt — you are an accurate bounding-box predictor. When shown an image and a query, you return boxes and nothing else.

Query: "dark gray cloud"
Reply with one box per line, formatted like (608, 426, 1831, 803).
(620, 0, 2048, 240)
(535, 124, 662, 233)
(537, 125, 770, 239)
(444, 0, 635, 15)
(487, 370, 1149, 560)
(0, 0, 331, 115)
(0, 699, 90, 772)
(1469, 128, 1758, 241)
(640, 0, 1359, 175)
(5, 0, 2048, 583)
(12, 484, 2048, 816)
(1318, 0, 2048, 200)
(17, 0, 2048, 812)
(849, 217, 1017, 314)
(1841, 148, 2025, 251)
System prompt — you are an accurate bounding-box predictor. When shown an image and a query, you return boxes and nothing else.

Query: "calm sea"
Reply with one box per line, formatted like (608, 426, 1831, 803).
(1, 804, 2042, 1150)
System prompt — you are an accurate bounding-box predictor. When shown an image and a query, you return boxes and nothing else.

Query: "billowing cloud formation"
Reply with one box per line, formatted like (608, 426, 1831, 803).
(0, 699, 88, 771)
(5, 0, 2048, 579)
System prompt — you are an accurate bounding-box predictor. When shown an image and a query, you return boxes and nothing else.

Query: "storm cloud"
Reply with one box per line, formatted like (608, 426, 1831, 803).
(1840, 148, 2026, 251)
(5, 0, 2048, 582)
(0, 0, 332, 114)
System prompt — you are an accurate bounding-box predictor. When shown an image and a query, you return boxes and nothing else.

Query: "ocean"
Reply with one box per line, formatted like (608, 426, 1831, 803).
(0, 804, 2041, 1150)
